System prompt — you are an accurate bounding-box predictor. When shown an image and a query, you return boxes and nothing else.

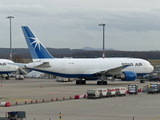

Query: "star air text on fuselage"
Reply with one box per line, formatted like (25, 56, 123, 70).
(122, 63, 143, 67)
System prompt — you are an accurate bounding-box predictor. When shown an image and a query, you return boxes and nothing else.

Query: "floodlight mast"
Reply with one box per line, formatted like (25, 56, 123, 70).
(6, 16, 14, 60)
(99, 23, 105, 58)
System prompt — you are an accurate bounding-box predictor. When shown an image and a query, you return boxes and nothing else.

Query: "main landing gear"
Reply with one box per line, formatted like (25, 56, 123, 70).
(140, 80, 145, 83)
(97, 80, 107, 85)
(5, 75, 10, 80)
(76, 80, 86, 85)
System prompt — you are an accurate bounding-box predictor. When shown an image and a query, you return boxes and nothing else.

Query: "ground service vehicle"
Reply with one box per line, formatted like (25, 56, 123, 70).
(148, 83, 160, 94)
(106, 88, 116, 97)
(95, 88, 108, 98)
(4, 111, 26, 120)
(149, 76, 160, 81)
(87, 89, 101, 99)
(15, 75, 24, 80)
(128, 84, 138, 95)
(115, 87, 126, 96)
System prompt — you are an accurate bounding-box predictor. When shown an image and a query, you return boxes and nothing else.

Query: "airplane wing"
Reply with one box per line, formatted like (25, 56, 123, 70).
(95, 65, 130, 76)
(8, 61, 51, 68)
(34, 62, 51, 67)
(8, 63, 26, 67)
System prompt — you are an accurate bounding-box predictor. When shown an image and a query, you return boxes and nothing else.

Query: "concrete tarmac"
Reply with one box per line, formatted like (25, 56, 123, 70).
(0, 78, 160, 120)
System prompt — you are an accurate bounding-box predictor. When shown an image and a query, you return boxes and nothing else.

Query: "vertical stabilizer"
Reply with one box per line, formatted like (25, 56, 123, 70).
(21, 26, 53, 61)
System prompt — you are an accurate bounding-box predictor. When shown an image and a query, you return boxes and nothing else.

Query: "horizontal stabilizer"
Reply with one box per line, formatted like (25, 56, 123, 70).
(9, 61, 51, 68)
(8, 63, 26, 68)
(25, 61, 51, 68)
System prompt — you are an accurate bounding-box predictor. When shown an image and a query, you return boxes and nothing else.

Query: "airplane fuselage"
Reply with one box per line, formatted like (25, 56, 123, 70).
(30, 58, 153, 79)
(0, 59, 18, 74)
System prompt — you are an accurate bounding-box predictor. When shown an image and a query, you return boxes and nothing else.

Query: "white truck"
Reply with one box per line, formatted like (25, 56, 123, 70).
(115, 87, 126, 96)
(106, 88, 116, 97)
(87, 89, 101, 99)
(95, 88, 108, 98)
(15, 75, 24, 80)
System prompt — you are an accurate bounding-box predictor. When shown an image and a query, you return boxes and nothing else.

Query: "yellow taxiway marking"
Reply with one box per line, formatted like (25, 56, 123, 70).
(0, 98, 31, 101)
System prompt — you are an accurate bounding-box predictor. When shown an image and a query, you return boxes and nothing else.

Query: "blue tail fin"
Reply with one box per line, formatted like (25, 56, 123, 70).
(21, 26, 54, 60)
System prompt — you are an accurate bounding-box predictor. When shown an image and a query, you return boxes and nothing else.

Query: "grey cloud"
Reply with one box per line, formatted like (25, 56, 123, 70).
(0, 1, 160, 51)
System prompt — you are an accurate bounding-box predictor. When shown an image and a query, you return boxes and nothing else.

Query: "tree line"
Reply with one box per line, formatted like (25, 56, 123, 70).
(0, 48, 160, 62)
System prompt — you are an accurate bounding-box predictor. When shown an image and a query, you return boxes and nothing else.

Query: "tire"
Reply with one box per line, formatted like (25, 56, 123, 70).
(103, 81, 107, 85)
(140, 80, 145, 83)
(76, 80, 79, 84)
(82, 80, 86, 84)
(97, 81, 100, 85)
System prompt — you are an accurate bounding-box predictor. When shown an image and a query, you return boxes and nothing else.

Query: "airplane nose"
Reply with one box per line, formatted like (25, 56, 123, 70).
(150, 65, 154, 72)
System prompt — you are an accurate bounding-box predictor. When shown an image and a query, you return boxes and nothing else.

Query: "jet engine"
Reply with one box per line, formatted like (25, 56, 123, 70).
(115, 71, 137, 81)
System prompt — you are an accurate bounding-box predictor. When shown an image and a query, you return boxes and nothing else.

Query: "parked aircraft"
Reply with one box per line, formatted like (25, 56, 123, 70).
(0, 59, 18, 79)
(19, 26, 154, 85)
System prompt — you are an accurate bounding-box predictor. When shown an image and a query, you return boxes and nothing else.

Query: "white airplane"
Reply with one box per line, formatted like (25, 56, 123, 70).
(19, 26, 154, 85)
(0, 59, 18, 79)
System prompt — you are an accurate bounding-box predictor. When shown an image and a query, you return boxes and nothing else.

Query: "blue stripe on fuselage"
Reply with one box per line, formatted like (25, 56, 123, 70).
(0, 71, 15, 74)
(26, 68, 148, 81)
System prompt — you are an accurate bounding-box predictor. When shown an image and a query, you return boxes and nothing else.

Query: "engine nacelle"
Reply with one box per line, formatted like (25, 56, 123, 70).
(116, 71, 137, 81)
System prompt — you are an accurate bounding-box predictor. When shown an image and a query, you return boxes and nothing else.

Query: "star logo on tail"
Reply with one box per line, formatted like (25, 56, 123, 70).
(29, 37, 45, 50)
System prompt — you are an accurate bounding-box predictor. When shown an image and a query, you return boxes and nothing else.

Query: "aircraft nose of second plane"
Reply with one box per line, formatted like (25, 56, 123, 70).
(150, 65, 154, 72)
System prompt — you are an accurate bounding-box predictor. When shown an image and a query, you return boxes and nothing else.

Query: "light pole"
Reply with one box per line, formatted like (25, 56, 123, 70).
(99, 23, 105, 58)
(6, 15, 14, 60)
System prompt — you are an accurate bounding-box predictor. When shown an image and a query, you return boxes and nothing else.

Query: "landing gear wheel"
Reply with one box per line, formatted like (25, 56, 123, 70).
(103, 81, 107, 85)
(97, 81, 107, 85)
(76, 80, 86, 85)
(97, 81, 101, 85)
(82, 80, 86, 84)
(5, 75, 10, 80)
(140, 80, 145, 83)
(76, 80, 79, 84)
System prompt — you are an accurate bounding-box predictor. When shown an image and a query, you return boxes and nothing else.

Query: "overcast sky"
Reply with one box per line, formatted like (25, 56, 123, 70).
(0, 0, 160, 51)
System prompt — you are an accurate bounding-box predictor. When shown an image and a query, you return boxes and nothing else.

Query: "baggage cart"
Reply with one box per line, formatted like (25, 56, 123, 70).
(106, 88, 116, 97)
(95, 88, 108, 98)
(128, 84, 138, 95)
(115, 87, 126, 96)
(87, 89, 101, 99)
